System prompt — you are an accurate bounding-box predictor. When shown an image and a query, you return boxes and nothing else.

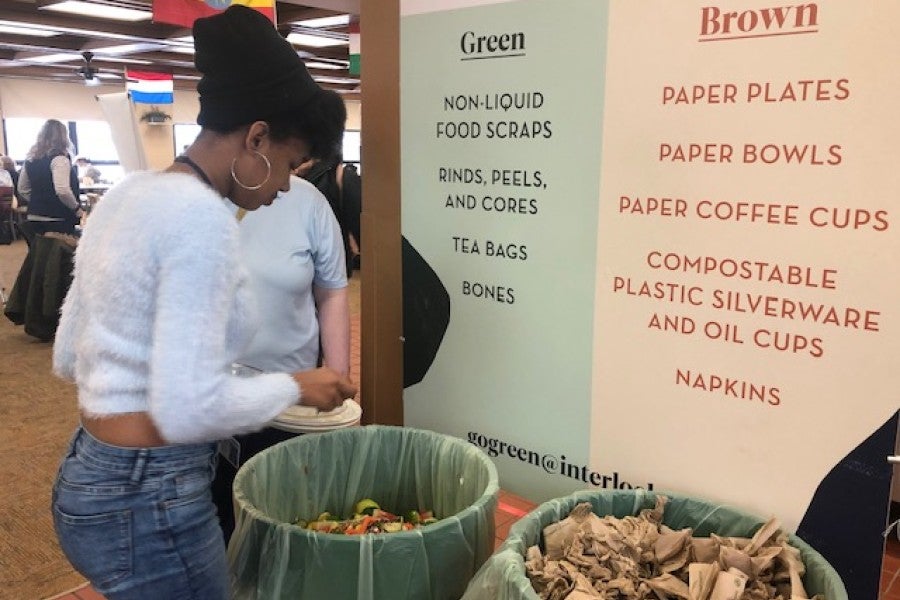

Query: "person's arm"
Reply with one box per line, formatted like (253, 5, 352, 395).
(309, 184, 351, 376)
(147, 199, 302, 443)
(314, 284, 350, 376)
(50, 155, 80, 212)
(16, 166, 30, 203)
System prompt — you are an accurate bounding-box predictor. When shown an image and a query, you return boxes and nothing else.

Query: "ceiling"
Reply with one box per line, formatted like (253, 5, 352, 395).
(0, 0, 359, 97)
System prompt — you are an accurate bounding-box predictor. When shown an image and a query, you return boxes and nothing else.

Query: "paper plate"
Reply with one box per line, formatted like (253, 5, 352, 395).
(271, 399, 362, 434)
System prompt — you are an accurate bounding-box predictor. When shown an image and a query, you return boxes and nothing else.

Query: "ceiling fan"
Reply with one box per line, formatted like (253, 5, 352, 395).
(76, 51, 101, 86)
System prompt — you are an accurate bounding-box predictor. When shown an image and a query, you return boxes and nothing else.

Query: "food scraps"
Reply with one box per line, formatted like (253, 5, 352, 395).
(294, 498, 439, 535)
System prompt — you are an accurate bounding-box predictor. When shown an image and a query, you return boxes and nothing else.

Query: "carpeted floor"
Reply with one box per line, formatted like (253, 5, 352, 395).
(0, 238, 85, 600)
(0, 238, 362, 599)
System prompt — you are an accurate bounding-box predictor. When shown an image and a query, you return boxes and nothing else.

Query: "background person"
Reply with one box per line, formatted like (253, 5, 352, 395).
(299, 149, 361, 277)
(17, 119, 83, 236)
(213, 169, 351, 542)
(74, 156, 102, 184)
(0, 154, 19, 191)
(49, 6, 355, 599)
(0, 155, 25, 232)
(239, 176, 350, 375)
(0, 155, 15, 244)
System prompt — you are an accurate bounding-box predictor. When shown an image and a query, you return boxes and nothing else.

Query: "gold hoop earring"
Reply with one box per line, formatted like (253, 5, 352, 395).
(231, 150, 271, 191)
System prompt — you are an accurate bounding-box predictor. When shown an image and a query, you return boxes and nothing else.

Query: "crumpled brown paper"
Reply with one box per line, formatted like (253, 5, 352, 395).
(524, 498, 825, 600)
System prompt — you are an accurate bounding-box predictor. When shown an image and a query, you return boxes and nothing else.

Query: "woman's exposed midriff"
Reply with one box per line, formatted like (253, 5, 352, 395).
(80, 412, 168, 448)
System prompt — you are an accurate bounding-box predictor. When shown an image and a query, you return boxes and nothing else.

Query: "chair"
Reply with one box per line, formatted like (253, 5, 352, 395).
(0, 185, 15, 244)
(14, 219, 36, 249)
(4, 232, 76, 340)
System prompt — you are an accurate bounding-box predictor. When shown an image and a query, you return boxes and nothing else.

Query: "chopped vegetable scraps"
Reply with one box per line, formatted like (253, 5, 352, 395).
(294, 499, 439, 535)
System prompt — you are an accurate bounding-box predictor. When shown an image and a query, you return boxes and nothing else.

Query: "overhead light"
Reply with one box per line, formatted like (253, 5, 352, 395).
(314, 76, 359, 85)
(294, 15, 350, 28)
(101, 56, 153, 65)
(42, 1, 151, 22)
(0, 21, 59, 37)
(286, 32, 347, 48)
(84, 76, 102, 87)
(89, 42, 164, 55)
(162, 35, 195, 53)
(305, 61, 345, 70)
(22, 52, 81, 64)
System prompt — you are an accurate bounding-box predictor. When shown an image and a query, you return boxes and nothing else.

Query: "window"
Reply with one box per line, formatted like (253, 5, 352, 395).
(174, 122, 201, 155)
(3, 117, 128, 182)
(343, 130, 361, 172)
(73, 120, 118, 162)
(5, 117, 362, 177)
(343, 130, 360, 161)
(3, 118, 47, 161)
(73, 120, 123, 182)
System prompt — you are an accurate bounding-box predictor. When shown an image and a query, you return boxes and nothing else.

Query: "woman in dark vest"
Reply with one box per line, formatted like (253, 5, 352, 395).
(17, 119, 82, 235)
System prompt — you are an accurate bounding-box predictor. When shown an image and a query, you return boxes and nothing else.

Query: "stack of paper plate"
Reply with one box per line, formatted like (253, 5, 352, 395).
(271, 399, 362, 434)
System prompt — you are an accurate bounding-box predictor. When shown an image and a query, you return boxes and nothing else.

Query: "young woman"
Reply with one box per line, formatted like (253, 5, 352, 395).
(50, 6, 356, 599)
(17, 119, 83, 235)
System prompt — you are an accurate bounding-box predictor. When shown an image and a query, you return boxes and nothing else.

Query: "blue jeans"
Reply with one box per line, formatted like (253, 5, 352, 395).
(51, 427, 228, 599)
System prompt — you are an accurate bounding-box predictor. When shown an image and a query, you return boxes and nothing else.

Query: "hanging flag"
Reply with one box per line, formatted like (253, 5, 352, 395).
(349, 19, 360, 76)
(125, 69, 174, 104)
(152, 0, 276, 29)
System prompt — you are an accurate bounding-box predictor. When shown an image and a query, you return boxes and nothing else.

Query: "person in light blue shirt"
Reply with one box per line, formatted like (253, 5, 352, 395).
(237, 174, 349, 373)
(213, 174, 350, 542)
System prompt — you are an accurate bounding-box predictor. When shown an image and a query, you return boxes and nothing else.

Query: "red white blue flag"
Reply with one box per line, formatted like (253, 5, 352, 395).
(125, 69, 174, 104)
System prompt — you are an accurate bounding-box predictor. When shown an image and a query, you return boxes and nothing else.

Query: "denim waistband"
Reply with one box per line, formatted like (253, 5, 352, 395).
(71, 426, 217, 479)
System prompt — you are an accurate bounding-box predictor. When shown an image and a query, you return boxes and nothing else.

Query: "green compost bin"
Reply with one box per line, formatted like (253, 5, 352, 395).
(461, 489, 848, 600)
(228, 425, 499, 600)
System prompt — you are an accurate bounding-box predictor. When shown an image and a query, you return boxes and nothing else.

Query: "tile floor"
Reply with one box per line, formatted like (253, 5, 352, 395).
(884, 534, 900, 600)
(46, 493, 900, 599)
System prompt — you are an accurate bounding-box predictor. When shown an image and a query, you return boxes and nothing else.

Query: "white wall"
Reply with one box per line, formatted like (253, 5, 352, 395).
(0, 77, 362, 149)
(346, 99, 361, 130)
(0, 78, 124, 121)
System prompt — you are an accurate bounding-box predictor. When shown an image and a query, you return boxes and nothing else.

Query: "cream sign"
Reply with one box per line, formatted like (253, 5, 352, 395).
(699, 4, 820, 38)
(401, 2, 899, 598)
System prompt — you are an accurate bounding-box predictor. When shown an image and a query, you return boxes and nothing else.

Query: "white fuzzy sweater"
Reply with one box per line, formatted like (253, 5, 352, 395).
(53, 171, 299, 443)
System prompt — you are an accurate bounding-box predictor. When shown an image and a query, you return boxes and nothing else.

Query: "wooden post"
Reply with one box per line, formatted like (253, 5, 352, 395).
(359, 0, 403, 425)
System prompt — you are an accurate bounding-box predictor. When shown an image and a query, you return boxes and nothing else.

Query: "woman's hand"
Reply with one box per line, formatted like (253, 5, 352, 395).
(292, 367, 357, 412)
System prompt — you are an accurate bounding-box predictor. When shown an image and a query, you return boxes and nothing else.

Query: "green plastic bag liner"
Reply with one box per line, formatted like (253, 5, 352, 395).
(461, 489, 848, 600)
(229, 425, 499, 599)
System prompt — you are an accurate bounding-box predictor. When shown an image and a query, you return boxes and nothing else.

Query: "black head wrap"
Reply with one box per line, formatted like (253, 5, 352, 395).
(193, 5, 320, 128)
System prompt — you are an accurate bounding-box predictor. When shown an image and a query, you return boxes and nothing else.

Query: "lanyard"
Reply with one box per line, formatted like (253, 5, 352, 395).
(173, 155, 213, 188)
(175, 155, 247, 221)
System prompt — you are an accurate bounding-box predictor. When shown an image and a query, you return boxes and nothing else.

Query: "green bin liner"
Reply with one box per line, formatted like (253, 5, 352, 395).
(461, 489, 848, 600)
(228, 425, 499, 599)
